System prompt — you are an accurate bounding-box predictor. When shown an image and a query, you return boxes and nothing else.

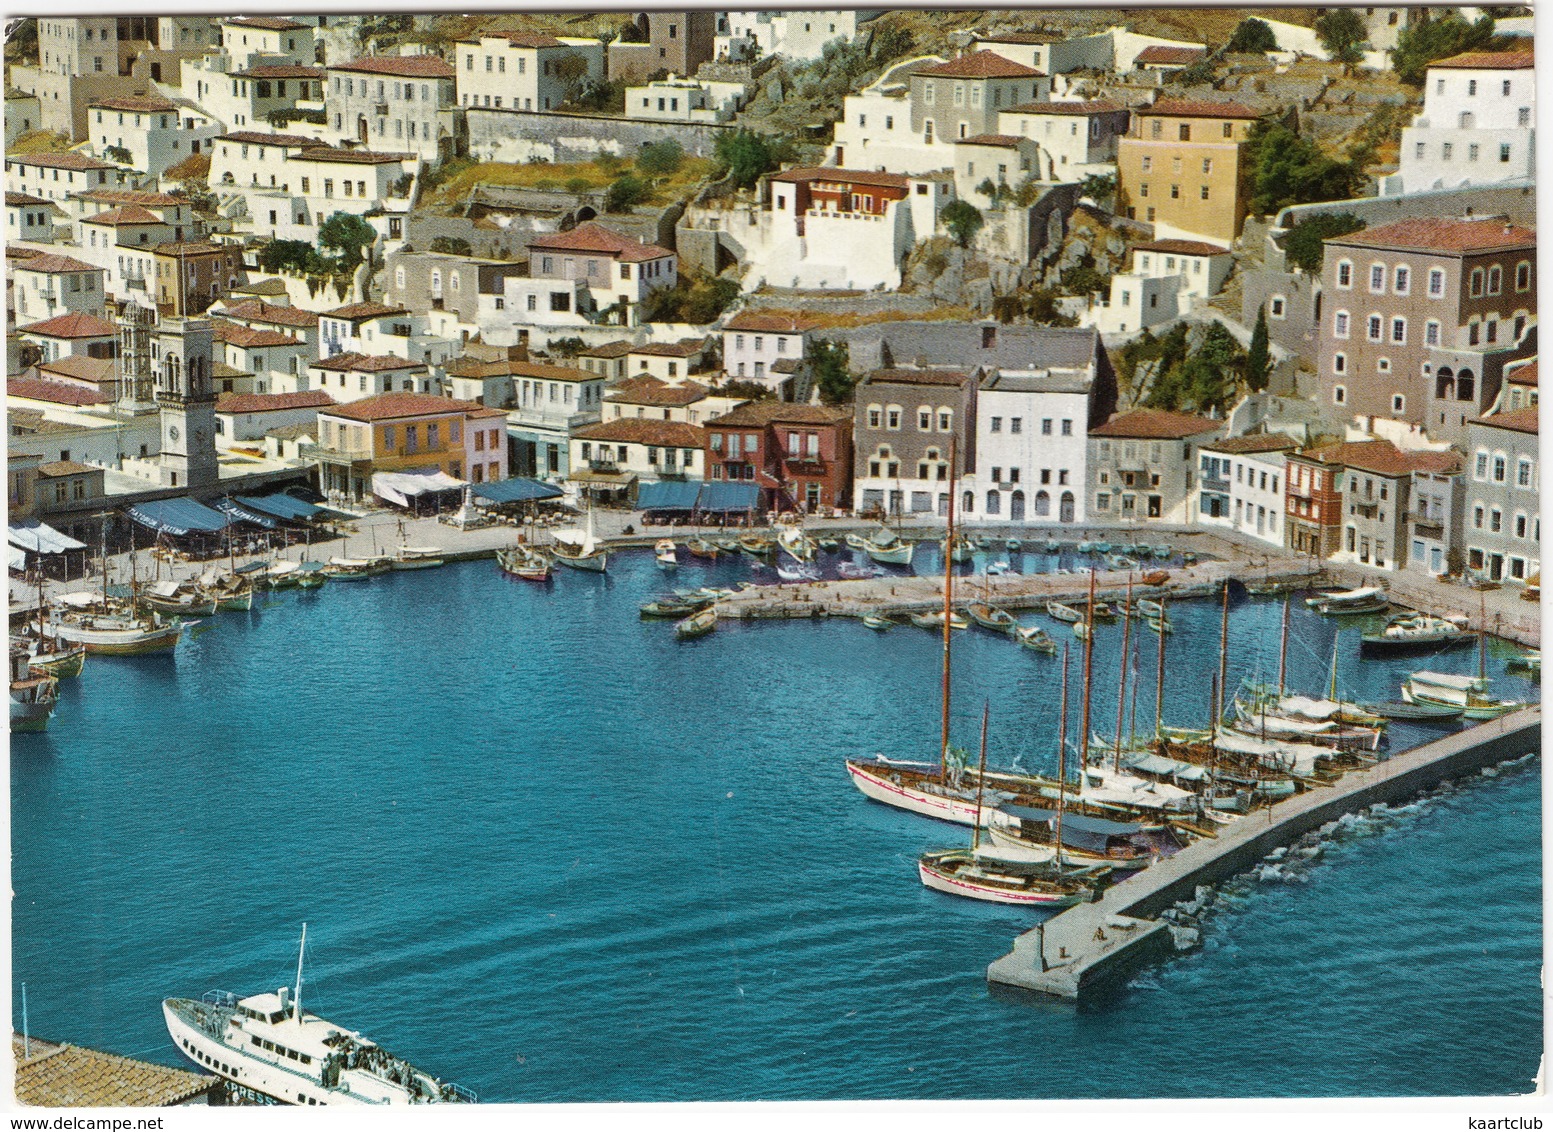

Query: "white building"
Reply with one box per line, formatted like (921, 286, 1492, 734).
(1195, 434, 1295, 547)
(216, 16, 316, 70)
(996, 99, 1130, 179)
(6, 193, 61, 244)
(720, 311, 819, 390)
(87, 94, 221, 178)
(964, 368, 1092, 524)
(970, 30, 1114, 75)
(725, 10, 880, 62)
(6, 89, 43, 145)
(5, 152, 128, 204)
(1382, 50, 1535, 197)
(326, 55, 457, 163)
(307, 353, 432, 401)
(1084, 239, 1234, 336)
(953, 134, 1040, 207)
(11, 254, 108, 323)
(569, 418, 707, 486)
(454, 35, 604, 113)
(624, 75, 746, 124)
(182, 56, 328, 134)
(212, 318, 312, 395)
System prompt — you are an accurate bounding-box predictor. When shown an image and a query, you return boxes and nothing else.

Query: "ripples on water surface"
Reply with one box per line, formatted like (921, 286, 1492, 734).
(11, 550, 1542, 1100)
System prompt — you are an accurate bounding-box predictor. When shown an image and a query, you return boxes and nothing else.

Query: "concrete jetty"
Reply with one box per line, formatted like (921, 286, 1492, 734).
(985, 706, 1542, 999)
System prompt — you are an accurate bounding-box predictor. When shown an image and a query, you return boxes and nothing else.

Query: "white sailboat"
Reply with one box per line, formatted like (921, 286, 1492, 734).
(551, 507, 608, 572)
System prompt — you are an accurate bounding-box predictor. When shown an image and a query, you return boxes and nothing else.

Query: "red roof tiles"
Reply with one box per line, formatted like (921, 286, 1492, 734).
(1430, 50, 1534, 70)
(769, 166, 909, 190)
(7, 378, 108, 405)
(232, 64, 325, 79)
(721, 312, 820, 334)
(82, 205, 163, 226)
(218, 300, 320, 328)
(527, 222, 673, 262)
(8, 152, 114, 170)
(1133, 238, 1230, 257)
(88, 95, 176, 112)
(1331, 217, 1536, 255)
(210, 320, 302, 349)
(604, 376, 709, 406)
(573, 418, 707, 448)
(1302, 439, 1459, 476)
(914, 51, 1042, 79)
(958, 134, 1026, 148)
(219, 131, 316, 147)
(324, 392, 478, 421)
(17, 312, 118, 338)
(1009, 99, 1124, 115)
(332, 55, 456, 79)
(216, 391, 336, 413)
(223, 15, 307, 30)
(323, 302, 407, 321)
(311, 352, 425, 373)
(707, 402, 851, 428)
(1135, 45, 1206, 66)
(1090, 408, 1222, 439)
(13, 254, 100, 274)
(1478, 406, 1538, 434)
(1144, 98, 1261, 120)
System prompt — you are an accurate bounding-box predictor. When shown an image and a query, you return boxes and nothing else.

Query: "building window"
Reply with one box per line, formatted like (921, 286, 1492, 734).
(1333, 353, 1345, 374)
(1493, 456, 1507, 483)
(990, 416, 1002, 432)
(1369, 264, 1384, 292)
(1470, 268, 1484, 296)
(1336, 261, 1352, 288)
(1428, 268, 1444, 296)
(1515, 261, 1530, 291)
(1487, 266, 1502, 295)
(1333, 385, 1346, 405)
(1333, 311, 1349, 338)
(1500, 143, 1512, 163)
(1270, 296, 1286, 319)
(1391, 317, 1406, 344)
(1367, 315, 1382, 342)
(1393, 266, 1409, 294)
(1425, 320, 1440, 346)
(1391, 394, 1405, 414)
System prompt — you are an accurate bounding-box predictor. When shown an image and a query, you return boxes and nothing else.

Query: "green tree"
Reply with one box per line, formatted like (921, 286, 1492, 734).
(941, 200, 984, 248)
(429, 236, 473, 256)
(553, 52, 591, 99)
(1391, 13, 1496, 85)
(811, 338, 854, 406)
(1079, 171, 1115, 207)
(604, 174, 651, 212)
(1283, 212, 1366, 272)
(1227, 18, 1278, 54)
(1315, 9, 1369, 64)
(259, 239, 316, 274)
(713, 128, 791, 189)
(103, 145, 133, 164)
(548, 336, 587, 358)
(720, 379, 777, 402)
(637, 139, 685, 177)
(1246, 306, 1271, 392)
(1061, 265, 1110, 296)
(317, 212, 375, 270)
(1245, 122, 1359, 215)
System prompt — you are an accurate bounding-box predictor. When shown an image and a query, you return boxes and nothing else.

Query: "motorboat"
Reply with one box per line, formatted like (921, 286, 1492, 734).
(1046, 601, 1083, 623)
(1016, 626, 1057, 654)
(655, 539, 679, 569)
(496, 544, 552, 582)
(10, 646, 58, 733)
(1306, 585, 1389, 616)
(862, 613, 895, 631)
(863, 528, 914, 566)
(391, 546, 445, 571)
(674, 607, 718, 640)
(966, 602, 1017, 634)
(1359, 613, 1472, 655)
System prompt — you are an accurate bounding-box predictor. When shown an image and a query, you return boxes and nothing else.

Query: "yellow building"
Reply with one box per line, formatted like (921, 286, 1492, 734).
(313, 391, 508, 501)
(1115, 98, 1262, 247)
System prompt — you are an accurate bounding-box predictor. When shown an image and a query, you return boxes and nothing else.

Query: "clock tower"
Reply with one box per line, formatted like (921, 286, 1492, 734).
(154, 316, 220, 489)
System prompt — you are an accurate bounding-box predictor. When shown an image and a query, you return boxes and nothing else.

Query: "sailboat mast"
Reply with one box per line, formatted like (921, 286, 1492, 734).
(1277, 594, 1290, 697)
(1478, 591, 1488, 682)
(1154, 595, 1167, 741)
(1128, 639, 1141, 747)
(1078, 568, 1096, 770)
(1216, 581, 1230, 729)
(939, 436, 957, 779)
(971, 701, 989, 850)
(294, 922, 307, 1026)
(1112, 572, 1134, 771)
(1055, 641, 1070, 876)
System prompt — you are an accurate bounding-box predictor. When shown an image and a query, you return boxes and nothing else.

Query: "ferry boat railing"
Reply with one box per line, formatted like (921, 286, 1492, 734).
(444, 1081, 478, 1103)
(202, 989, 241, 1008)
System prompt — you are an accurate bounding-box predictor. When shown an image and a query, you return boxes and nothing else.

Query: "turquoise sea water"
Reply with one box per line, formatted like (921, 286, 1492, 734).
(11, 548, 1542, 1101)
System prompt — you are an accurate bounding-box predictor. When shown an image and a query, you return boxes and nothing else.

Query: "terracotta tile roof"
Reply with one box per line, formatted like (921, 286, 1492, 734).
(863, 367, 973, 387)
(1301, 439, 1457, 476)
(332, 55, 456, 79)
(722, 312, 821, 333)
(1506, 361, 1537, 386)
(212, 361, 249, 379)
(1133, 238, 1230, 257)
(1331, 217, 1536, 255)
(311, 352, 426, 373)
(81, 204, 163, 226)
(1477, 406, 1539, 434)
(1200, 434, 1297, 455)
(79, 188, 181, 206)
(210, 319, 302, 348)
(219, 130, 315, 147)
(293, 146, 412, 165)
(1135, 45, 1206, 66)
(770, 166, 909, 190)
(1090, 408, 1222, 439)
(17, 312, 118, 338)
(578, 340, 636, 358)
(573, 418, 707, 447)
(467, 406, 508, 419)
(151, 240, 230, 257)
(707, 401, 851, 428)
(37, 459, 99, 477)
(604, 376, 710, 406)
(527, 222, 673, 262)
(325, 392, 479, 421)
(1144, 98, 1261, 120)
(5, 191, 50, 206)
(219, 299, 319, 328)
(232, 64, 326, 79)
(13, 1036, 216, 1107)
(7, 378, 108, 406)
(958, 134, 1026, 148)
(223, 14, 308, 30)
(217, 390, 336, 413)
(503, 360, 596, 382)
(1008, 99, 1123, 115)
(914, 51, 1042, 79)
(38, 355, 118, 384)
(631, 338, 705, 358)
(12, 254, 100, 274)
(88, 94, 176, 112)
(324, 301, 407, 320)
(1430, 50, 1534, 70)
(8, 152, 114, 171)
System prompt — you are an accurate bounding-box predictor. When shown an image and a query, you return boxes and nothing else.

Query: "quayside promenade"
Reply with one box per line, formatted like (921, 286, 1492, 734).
(985, 705, 1542, 1000)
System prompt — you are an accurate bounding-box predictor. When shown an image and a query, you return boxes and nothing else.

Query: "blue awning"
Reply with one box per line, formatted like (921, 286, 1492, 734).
(636, 480, 703, 511)
(214, 497, 278, 529)
(471, 477, 565, 505)
(694, 482, 760, 513)
(237, 493, 322, 521)
(124, 497, 230, 536)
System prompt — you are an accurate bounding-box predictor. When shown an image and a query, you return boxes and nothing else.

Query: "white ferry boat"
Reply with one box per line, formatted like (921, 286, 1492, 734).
(163, 927, 474, 1106)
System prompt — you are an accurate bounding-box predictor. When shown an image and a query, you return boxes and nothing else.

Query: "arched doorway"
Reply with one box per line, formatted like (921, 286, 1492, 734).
(1034, 490, 1051, 517)
(1059, 491, 1075, 523)
(1010, 490, 1026, 521)
(1435, 366, 1455, 400)
(985, 490, 1001, 515)
(357, 116, 368, 144)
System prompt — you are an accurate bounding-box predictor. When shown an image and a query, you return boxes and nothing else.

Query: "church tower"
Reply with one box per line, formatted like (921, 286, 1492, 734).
(154, 316, 219, 489)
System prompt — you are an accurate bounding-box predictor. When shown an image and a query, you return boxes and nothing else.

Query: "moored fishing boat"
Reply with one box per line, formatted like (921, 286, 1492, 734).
(163, 925, 473, 1106)
(1152, 544, 1171, 559)
(674, 607, 717, 640)
(1136, 598, 1164, 619)
(776, 524, 817, 563)
(496, 544, 552, 582)
(1306, 584, 1389, 615)
(943, 531, 976, 563)
(10, 646, 58, 733)
(654, 539, 679, 569)
(910, 610, 969, 631)
(1093, 540, 1112, 554)
(1016, 625, 1057, 654)
(916, 848, 1096, 907)
(1362, 699, 1464, 723)
(391, 546, 445, 570)
(1506, 649, 1540, 676)
(1145, 614, 1173, 634)
(861, 613, 895, 631)
(1359, 612, 1472, 655)
(863, 527, 914, 566)
(844, 532, 871, 551)
(52, 598, 184, 655)
(1004, 538, 1022, 552)
(641, 597, 710, 619)
(1073, 620, 1091, 641)
(985, 805, 1171, 872)
(1401, 670, 1521, 719)
(818, 537, 840, 552)
(1076, 539, 1096, 553)
(552, 509, 609, 572)
(1046, 600, 1083, 623)
(26, 639, 86, 679)
(837, 561, 885, 580)
(1044, 537, 1061, 554)
(322, 557, 376, 582)
(265, 560, 304, 590)
(686, 536, 720, 560)
(139, 579, 217, 617)
(295, 562, 328, 588)
(966, 602, 1017, 634)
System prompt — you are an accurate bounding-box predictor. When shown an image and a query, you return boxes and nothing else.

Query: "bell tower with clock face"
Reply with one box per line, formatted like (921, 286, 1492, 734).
(154, 316, 220, 489)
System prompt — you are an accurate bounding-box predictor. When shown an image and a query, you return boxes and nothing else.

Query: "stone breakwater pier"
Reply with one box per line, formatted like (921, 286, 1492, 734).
(984, 706, 1542, 1000)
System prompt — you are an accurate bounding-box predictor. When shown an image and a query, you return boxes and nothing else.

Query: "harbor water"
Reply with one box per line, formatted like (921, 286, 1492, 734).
(11, 548, 1542, 1101)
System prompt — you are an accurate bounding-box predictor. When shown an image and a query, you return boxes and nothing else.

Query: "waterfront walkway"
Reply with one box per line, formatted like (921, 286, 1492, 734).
(985, 705, 1542, 999)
